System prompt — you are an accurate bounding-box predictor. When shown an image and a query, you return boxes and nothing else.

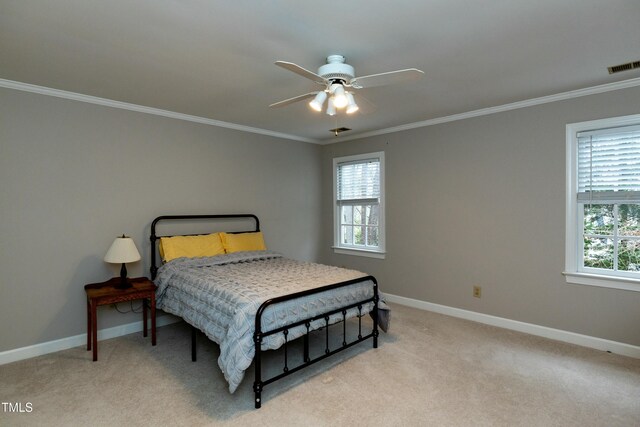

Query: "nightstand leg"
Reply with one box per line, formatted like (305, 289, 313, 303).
(87, 299, 91, 351)
(91, 305, 98, 361)
(151, 294, 156, 346)
(143, 299, 148, 338)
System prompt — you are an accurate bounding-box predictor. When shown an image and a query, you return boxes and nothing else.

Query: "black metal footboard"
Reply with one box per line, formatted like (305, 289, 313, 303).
(252, 275, 379, 408)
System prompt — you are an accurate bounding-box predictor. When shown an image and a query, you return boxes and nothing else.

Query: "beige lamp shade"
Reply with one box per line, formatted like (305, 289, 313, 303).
(104, 236, 141, 264)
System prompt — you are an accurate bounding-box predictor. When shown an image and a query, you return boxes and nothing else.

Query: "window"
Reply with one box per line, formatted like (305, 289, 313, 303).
(333, 152, 385, 258)
(565, 114, 640, 291)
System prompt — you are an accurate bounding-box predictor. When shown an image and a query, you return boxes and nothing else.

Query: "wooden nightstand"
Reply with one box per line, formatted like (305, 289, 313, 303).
(84, 276, 157, 361)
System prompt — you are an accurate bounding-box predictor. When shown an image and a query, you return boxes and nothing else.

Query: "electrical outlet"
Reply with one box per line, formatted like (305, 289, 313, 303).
(473, 286, 482, 298)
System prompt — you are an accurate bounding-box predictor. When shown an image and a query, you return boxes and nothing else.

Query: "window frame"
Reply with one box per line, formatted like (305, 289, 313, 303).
(333, 151, 386, 259)
(565, 114, 640, 291)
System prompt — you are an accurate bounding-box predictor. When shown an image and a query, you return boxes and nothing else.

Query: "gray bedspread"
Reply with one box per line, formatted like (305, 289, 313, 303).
(155, 251, 386, 393)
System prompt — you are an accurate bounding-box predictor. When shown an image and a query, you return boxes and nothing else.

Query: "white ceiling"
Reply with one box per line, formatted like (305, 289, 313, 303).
(1, 0, 639, 142)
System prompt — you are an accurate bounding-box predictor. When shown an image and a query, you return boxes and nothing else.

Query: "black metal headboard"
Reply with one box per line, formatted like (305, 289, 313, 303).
(150, 214, 260, 280)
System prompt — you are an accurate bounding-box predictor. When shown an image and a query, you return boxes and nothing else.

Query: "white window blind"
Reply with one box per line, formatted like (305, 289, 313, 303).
(577, 124, 640, 202)
(337, 159, 380, 204)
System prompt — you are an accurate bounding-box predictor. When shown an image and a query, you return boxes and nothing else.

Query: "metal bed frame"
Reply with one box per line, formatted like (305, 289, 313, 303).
(150, 214, 379, 408)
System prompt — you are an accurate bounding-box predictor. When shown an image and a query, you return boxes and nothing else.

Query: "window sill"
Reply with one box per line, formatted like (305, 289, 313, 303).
(563, 271, 640, 292)
(332, 247, 386, 259)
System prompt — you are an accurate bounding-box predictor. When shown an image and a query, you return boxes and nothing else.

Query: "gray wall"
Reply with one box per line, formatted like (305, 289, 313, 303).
(2, 83, 639, 354)
(320, 86, 640, 346)
(0, 88, 322, 352)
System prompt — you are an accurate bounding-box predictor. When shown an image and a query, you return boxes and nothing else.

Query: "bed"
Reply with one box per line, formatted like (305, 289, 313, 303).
(150, 214, 387, 408)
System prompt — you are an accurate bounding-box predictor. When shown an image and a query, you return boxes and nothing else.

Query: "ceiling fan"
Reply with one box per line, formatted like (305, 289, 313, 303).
(269, 55, 424, 115)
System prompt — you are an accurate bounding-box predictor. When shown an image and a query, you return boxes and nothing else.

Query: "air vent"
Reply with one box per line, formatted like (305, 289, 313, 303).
(607, 60, 640, 74)
(329, 127, 351, 135)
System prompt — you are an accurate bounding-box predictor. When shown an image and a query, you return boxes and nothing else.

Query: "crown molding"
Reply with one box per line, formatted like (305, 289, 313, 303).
(326, 76, 640, 144)
(3, 76, 639, 145)
(0, 78, 320, 144)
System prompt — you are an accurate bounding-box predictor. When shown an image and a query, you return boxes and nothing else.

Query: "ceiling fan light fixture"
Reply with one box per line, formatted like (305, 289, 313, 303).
(331, 84, 348, 109)
(346, 92, 359, 114)
(309, 91, 327, 112)
(326, 99, 336, 116)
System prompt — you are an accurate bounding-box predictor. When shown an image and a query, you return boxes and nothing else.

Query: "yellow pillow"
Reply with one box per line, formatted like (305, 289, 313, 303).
(159, 233, 225, 262)
(220, 232, 266, 253)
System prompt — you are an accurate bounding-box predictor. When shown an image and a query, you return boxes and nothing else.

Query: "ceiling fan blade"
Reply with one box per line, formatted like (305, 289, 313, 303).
(269, 92, 319, 108)
(350, 68, 424, 89)
(275, 61, 327, 85)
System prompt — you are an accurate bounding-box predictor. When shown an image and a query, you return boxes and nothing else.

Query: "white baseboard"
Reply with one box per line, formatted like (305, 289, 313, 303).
(0, 315, 182, 365)
(384, 293, 640, 359)
(3, 296, 638, 365)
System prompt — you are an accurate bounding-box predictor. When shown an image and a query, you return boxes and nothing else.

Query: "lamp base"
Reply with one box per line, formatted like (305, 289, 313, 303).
(116, 263, 132, 289)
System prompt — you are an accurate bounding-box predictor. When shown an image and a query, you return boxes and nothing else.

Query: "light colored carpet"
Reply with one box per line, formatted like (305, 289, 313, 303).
(1, 303, 639, 426)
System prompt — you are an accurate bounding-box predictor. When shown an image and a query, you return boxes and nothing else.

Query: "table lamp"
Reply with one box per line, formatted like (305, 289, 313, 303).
(104, 235, 141, 289)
